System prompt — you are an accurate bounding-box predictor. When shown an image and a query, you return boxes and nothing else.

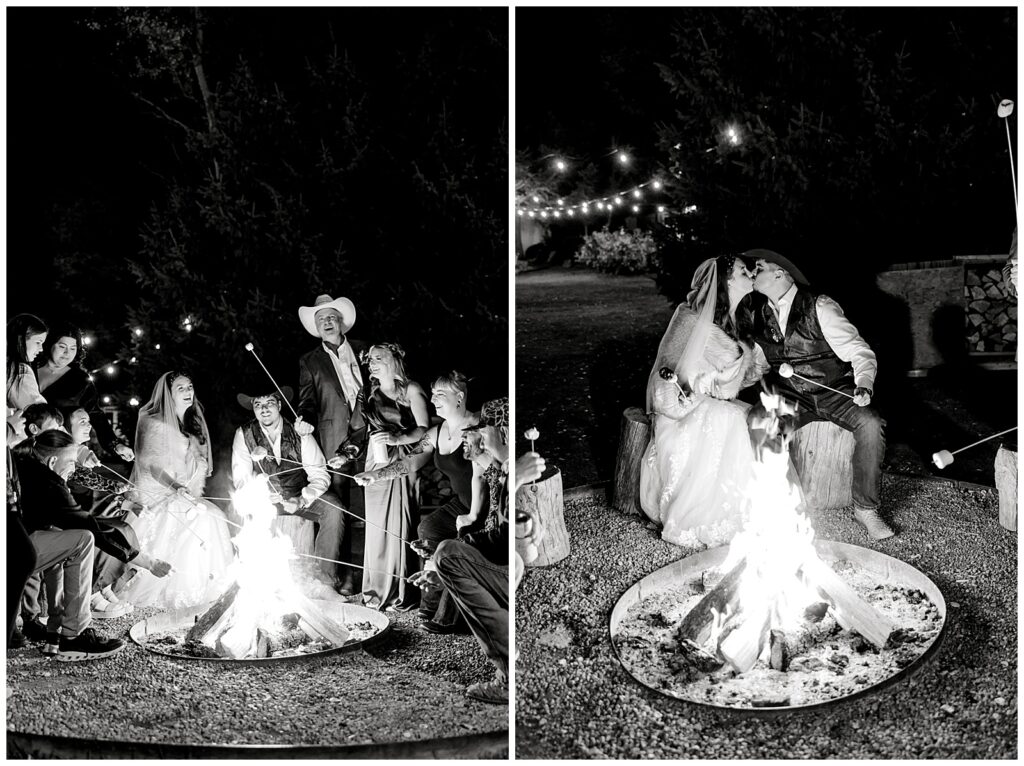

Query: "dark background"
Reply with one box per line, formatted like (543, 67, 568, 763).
(517, 6, 1017, 302)
(7, 7, 509, 446)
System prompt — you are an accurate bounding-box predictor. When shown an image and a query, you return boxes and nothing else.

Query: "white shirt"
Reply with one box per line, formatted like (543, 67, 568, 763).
(231, 419, 329, 498)
(755, 283, 878, 390)
(322, 340, 363, 410)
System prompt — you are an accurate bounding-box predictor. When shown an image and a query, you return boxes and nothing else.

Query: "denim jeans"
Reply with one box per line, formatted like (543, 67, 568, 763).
(434, 538, 508, 679)
(788, 385, 886, 510)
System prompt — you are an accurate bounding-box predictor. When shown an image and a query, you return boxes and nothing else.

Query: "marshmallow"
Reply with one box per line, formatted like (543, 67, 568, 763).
(778, 363, 795, 379)
(245, 342, 255, 351)
(932, 450, 955, 469)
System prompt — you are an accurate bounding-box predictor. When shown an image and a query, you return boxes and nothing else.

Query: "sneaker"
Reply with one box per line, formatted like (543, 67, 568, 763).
(99, 585, 122, 604)
(56, 628, 125, 662)
(8, 629, 28, 649)
(42, 633, 61, 657)
(90, 593, 134, 619)
(20, 619, 48, 642)
(466, 677, 508, 704)
(421, 620, 470, 635)
(854, 507, 895, 540)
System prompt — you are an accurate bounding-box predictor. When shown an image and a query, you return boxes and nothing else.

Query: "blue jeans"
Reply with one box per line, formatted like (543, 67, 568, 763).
(787, 385, 886, 510)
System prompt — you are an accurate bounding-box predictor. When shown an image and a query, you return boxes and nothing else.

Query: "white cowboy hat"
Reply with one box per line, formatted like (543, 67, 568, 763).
(298, 294, 357, 337)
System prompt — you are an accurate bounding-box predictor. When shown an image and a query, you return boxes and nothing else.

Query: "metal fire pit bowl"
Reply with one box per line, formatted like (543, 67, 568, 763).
(609, 539, 948, 714)
(130, 599, 392, 663)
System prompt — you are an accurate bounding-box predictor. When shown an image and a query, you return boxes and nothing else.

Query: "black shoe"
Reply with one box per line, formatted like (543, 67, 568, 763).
(42, 633, 60, 657)
(56, 628, 125, 662)
(8, 629, 28, 649)
(421, 619, 470, 635)
(21, 619, 48, 642)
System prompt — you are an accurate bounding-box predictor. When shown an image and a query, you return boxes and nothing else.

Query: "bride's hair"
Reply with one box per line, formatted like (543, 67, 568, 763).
(141, 370, 209, 446)
(712, 254, 756, 340)
(365, 343, 412, 406)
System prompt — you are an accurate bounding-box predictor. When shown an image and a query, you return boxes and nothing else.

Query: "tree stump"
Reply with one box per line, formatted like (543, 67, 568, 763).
(995, 445, 1017, 532)
(517, 465, 569, 566)
(790, 421, 854, 509)
(270, 514, 315, 555)
(613, 407, 651, 516)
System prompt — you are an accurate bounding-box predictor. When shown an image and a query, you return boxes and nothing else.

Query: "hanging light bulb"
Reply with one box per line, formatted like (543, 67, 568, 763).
(632, 189, 642, 199)
(155, 343, 161, 350)
(617, 151, 629, 165)
(106, 365, 116, 375)
(532, 195, 540, 203)
(596, 201, 605, 210)
(631, 204, 640, 213)
(554, 158, 567, 172)
(553, 210, 561, 218)
(528, 211, 536, 218)
(134, 327, 143, 337)
(652, 180, 663, 190)
(657, 205, 666, 213)
(82, 336, 93, 347)
(102, 396, 112, 405)
(129, 397, 140, 407)
(613, 196, 623, 206)
(540, 211, 548, 218)
(517, 210, 524, 217)
(567, 209, 575, 217)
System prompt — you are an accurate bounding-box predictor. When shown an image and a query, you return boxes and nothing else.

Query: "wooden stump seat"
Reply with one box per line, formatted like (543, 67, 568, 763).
(612, 407, 652, 516)
(995, 445, 1017, 532)
(790, 421, 855, 510)
(517, 465, 570, 566)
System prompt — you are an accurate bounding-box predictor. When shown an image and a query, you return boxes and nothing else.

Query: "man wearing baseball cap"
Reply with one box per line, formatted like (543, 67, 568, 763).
(737, 250, 892, 540)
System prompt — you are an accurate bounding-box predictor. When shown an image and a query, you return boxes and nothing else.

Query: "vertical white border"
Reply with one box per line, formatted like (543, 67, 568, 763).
(507, 2, 518, 758)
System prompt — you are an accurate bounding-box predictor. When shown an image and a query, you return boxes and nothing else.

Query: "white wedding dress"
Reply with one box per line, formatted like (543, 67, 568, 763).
(639, 306, 761, 547)
(116, 416, 235, 609)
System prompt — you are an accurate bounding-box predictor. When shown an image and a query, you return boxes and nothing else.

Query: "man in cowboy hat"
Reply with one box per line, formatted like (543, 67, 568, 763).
(231, 386, 347, 593)
(736, 249, 892, 540)
(295, 294, 366, 595)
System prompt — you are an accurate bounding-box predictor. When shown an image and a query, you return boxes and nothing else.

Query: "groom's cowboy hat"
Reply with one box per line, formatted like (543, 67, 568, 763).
(298, 294, 357, 338)
(743, 249, 809, 287)
(237, 387, 294, 411)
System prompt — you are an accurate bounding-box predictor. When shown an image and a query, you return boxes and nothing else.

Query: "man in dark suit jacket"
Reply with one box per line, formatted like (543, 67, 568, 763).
(296, 294, 367, 596)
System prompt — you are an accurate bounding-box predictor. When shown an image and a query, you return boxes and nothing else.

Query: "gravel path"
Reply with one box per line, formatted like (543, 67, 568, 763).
(515, 474, 1017, 759)
(7, 608, 506, 752)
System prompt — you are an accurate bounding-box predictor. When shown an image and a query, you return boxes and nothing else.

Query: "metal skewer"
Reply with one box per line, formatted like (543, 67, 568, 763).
(244, 342, 301, 421)
(932, 427, 1018, 469)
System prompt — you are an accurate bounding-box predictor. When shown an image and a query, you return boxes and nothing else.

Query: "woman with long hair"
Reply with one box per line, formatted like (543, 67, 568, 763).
(35, 323, 134, 462)
(6, 314, 48, 411)
(112, 371, 234, 608)
(639, 254, 767, 547)
(353, 343, 429, 610)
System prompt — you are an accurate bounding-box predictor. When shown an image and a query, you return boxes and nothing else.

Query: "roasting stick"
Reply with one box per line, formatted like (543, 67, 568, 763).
(273, 456, 358, 480)
(97, 464, 208, 549)
(244, 342, 302, 421)
(297, 552, 415, 584)
(932, 427, 1018, 469)
(778, 363, 855, 400)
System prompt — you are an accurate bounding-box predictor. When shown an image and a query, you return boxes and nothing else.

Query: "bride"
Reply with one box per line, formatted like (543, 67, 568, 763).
(640, 255, 766, 547)
(115, 371, 235, 608)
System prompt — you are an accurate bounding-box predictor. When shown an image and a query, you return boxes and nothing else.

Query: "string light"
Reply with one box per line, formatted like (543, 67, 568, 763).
(133, 328, 143, 337)
(102, 396, 112, 404)
(554, 159, 567, 172)
(129, 397, 140, 407)
(130, 356, 137, 364)
(105, 365, 116, 375)
(617, 151, 630, 165)
(631, 204, 640, 213)
(516, 178, 671, 217)
(82, 336, 93, 347)
(155, 344, 161, 350)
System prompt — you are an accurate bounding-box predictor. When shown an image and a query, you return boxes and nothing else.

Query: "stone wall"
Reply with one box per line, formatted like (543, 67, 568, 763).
(963, 262, 1018, 352)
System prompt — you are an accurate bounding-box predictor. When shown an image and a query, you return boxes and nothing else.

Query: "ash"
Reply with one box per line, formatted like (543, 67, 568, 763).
(614, 560, 943, 708)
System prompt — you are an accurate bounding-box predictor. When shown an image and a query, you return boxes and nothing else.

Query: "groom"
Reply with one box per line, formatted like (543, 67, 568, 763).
(736, 249, 893, 540)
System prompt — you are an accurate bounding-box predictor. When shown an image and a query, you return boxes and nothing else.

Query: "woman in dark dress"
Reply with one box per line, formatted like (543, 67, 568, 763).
(34, 324, 134, 463)
(408, 371, 479, 631)
(354, 343, 430, 610)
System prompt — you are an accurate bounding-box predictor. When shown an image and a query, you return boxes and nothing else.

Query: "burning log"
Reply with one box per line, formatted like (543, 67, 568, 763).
(674, 560, 747, 646)
(799, 556, 893, 648)
(717, 601, 772, 673)
(186, 583, 240, 643)
(290, 593, 350, 646)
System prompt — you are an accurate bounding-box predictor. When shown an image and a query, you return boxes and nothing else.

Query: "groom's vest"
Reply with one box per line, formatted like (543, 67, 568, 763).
(741, 288, 854, 398)
(241, 420, 307, 499)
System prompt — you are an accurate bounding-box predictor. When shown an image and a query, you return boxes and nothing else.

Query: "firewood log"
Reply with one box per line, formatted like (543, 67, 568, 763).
(674, 559, 747, 646)
(717, 601, 771, 674)
(292, 593, 349, 646)
(186, 582, 240, 643)
(218, 623, 258, 660)
(612, 407, 651, 516)
(800, 556, 893, 648)
(995, 445, 1017, 532)
(517, 465, 570, 566)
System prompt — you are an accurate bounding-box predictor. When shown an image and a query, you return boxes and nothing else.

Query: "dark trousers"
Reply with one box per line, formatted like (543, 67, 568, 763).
(417, 497, 469, 624)
(7, 515, 37, 646)
(787, 384, 886, 510)
(330, 472, 361, 583)
(434, 539, 509, 679)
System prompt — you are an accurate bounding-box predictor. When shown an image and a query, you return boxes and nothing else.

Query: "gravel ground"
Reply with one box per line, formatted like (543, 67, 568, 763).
(515, 474, 1017, 759)
(516, 267, 1017, 488)
(7, 607, 507, 750)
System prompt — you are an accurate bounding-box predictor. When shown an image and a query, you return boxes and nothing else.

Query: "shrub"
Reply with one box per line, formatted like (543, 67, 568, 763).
(575, 228, 657, 275)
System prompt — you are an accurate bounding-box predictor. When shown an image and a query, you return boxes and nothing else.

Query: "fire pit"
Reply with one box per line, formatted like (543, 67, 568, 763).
(130, 599, 390, 662)
(610, 539, 947, 711)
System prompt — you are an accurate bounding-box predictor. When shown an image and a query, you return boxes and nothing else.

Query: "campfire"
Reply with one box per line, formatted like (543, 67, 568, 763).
(610, 392, 946, 709)
(133, 479, 386, 661)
